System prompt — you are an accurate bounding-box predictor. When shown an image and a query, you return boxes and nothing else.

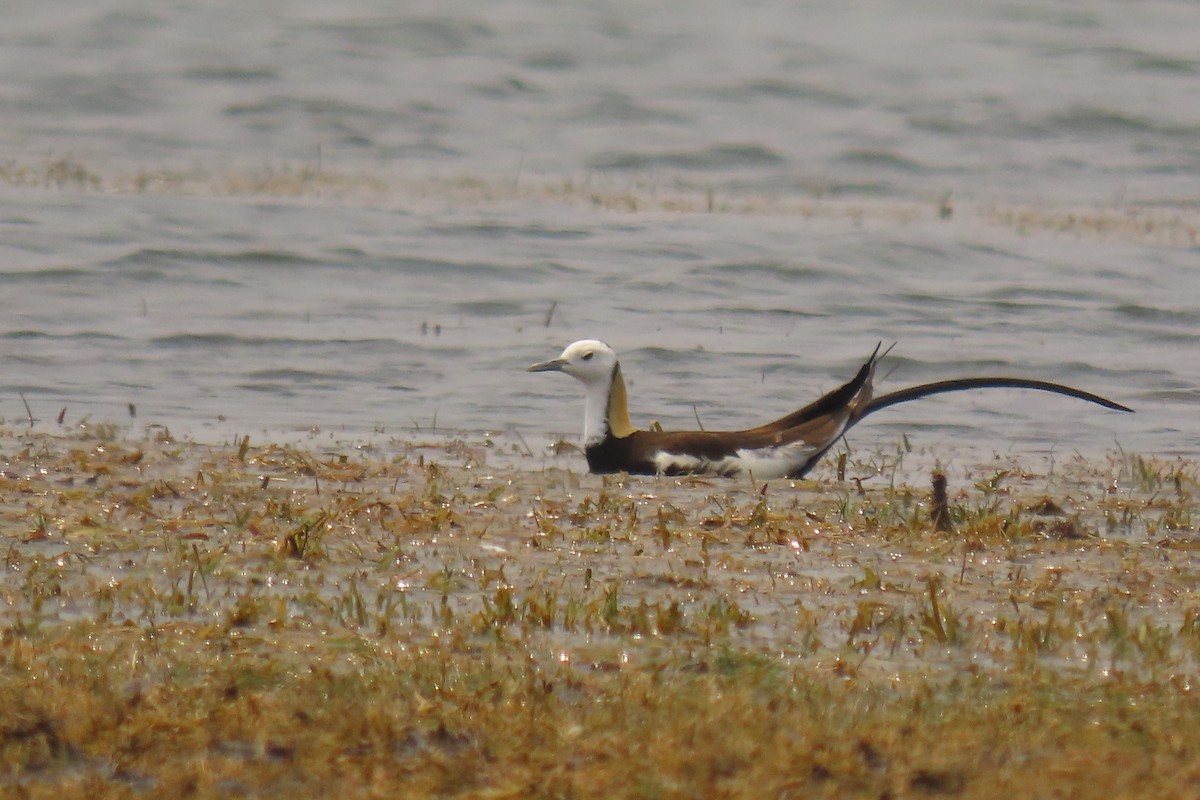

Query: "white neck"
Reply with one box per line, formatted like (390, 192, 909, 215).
(581, 377, 613, 448)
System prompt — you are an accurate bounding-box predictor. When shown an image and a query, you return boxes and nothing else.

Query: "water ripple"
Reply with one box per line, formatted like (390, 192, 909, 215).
(590, 144, 785, 171)
(151, 334, 398, 350)
(1111, 303, 1200, 325)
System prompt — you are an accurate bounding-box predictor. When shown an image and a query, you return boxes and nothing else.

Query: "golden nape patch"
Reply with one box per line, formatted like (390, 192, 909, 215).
(606, 363, 636, 438)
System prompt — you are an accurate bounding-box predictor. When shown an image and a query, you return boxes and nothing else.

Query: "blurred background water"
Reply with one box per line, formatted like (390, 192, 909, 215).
(1, 0, 1197, 464)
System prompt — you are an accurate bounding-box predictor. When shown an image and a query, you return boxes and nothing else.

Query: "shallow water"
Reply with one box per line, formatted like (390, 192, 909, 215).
(1, 1, 1198, 462)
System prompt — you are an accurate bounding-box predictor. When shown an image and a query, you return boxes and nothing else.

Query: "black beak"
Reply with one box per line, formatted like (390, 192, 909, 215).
(527, 357, 568, 373)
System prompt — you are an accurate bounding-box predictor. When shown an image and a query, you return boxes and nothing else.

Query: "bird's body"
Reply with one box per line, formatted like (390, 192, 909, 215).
(528, 340, 1131, 480)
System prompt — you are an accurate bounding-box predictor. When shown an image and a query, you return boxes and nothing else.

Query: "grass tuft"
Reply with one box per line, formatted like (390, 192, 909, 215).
(0, 427, 1197, 798)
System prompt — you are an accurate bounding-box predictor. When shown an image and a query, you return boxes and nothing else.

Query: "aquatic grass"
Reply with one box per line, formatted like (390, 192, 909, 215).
(3, 154, 1198, 241)
(4, 630, 1198, 798)
(2, 427, 1199, 797)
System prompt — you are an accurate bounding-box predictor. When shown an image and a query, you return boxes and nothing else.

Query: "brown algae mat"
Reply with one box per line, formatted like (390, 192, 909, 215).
(8, 157, 1200, 247)
(2, 425, 1198, 798)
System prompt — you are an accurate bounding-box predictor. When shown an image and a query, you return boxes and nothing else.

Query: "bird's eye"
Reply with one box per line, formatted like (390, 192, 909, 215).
(581, 352, 594, 361)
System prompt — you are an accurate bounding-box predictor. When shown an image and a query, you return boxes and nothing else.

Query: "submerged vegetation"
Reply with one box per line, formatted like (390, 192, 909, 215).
(3, 155, 1199, 246)
(1, 425, 1198, 797)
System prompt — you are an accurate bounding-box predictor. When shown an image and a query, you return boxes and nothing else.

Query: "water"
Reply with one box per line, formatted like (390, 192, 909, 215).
(2, 1, 1198, 461)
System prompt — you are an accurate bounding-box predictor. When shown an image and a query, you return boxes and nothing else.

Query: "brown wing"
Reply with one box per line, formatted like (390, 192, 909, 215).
(581, 343, 1127, 478)
(587, 420, 852, 477)
(586, 429, 739, 474)
(584, 346, 883, 475)
(738, 344, 880, 437)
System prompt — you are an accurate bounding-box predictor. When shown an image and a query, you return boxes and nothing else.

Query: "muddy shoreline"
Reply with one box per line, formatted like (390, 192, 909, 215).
(2, 425, 1197, 797)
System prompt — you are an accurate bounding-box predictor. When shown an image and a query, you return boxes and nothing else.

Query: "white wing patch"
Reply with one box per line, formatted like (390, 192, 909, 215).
(652, 440, 823, 479)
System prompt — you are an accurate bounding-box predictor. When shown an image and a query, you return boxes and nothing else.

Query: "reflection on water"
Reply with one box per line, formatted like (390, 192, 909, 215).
(1, 0, 1197, 462)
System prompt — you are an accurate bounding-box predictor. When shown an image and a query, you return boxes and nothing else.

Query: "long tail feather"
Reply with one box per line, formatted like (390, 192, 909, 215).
(862, 377, 1133, 419)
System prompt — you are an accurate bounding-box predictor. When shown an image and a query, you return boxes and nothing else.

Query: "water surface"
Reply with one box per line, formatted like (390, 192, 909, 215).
(1, 0, 1197, 463)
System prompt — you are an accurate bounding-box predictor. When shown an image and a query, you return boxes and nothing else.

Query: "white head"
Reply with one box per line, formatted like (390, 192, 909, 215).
(527, 339, 619, 386)
(528, 339, 633, 444)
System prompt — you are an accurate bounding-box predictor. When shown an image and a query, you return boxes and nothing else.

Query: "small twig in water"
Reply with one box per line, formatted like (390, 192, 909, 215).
(544, 301, 558, 328)
(191, 544, 210, 601)
(514, 148, 526, 191)
(692, 405, 705, 431)
(19, 393, 34, 428)
(931, 471, 955, 533)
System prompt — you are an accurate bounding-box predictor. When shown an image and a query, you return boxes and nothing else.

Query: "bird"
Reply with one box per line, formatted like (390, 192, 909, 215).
(527, 339, 1132, 479)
